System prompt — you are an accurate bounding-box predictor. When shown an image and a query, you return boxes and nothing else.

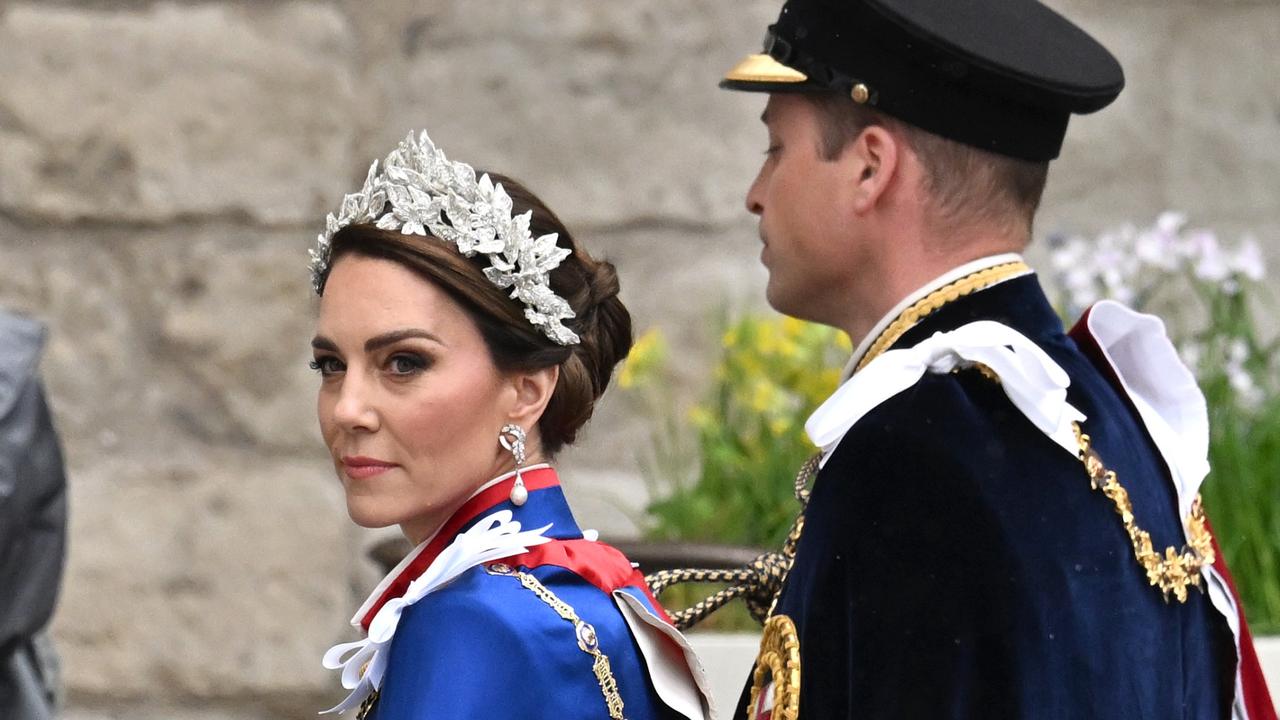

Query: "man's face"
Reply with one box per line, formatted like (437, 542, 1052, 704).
(746, 94, 858, 323)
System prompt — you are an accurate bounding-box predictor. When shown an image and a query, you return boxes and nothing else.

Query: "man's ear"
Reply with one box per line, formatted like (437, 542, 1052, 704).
(845, 125, 900, 215)
(506, 365, 559, 430)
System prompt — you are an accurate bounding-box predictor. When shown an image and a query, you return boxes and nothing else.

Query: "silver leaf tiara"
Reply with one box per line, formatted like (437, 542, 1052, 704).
(309, 131, 580, 346)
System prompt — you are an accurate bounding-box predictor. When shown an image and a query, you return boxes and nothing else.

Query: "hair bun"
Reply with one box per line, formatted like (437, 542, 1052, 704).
(585, 259, 622, 307)
(575, 257, 631, 399)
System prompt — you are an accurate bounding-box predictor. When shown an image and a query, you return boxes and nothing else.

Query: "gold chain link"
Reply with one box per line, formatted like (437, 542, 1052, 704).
(1072, 423, 1214, 603)
(487, 563, 627, 719)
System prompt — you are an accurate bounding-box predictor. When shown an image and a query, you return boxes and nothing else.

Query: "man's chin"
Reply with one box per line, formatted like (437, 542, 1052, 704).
(764, 280, 802, 319)
(765, 283, 830, 327)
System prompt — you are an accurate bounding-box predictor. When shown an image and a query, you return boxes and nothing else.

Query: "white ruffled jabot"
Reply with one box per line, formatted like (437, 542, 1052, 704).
(320, 510, 553, 714)
(807, 320, 1086, 466)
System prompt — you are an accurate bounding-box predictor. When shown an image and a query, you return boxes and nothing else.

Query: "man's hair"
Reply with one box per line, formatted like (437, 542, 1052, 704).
(809, 93, 1049, 237)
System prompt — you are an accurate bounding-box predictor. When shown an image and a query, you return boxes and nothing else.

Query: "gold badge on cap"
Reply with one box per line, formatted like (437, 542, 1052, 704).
(722, 53, 810, 86)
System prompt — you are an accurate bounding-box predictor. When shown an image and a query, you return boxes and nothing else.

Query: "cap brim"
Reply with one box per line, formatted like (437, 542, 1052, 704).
(719, 53, 818, 92)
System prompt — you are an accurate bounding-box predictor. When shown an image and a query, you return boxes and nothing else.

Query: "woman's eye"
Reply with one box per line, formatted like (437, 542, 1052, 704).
(309, 356, 344, 376)
(386, 353, 428, 376)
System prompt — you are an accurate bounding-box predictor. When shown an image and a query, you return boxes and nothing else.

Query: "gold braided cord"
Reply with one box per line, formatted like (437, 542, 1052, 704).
(763, 453, 815, 619)
(646, 455, 817, 630)
(855, 261, 1031, 372)
(1073, 423, 1215, 603)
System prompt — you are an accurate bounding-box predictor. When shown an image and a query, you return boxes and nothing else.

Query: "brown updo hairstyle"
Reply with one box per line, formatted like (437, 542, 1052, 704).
(315, 173, 632, 456)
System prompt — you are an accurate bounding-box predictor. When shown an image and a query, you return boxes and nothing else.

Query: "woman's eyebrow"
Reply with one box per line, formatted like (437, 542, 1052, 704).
(311, 335, 339, 352)
(363, 328, 445, 352)
(310, 329, 446, 353)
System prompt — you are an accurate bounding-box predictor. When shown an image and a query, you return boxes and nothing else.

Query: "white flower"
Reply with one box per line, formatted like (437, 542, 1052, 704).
(1049, 235, 1088, 272)
(1230, 235, 1266, 282)
(1062, 266, 1099, 310)
(1155, 211, 1188, 237)
(1221, 338, 1265, 409)
(1227, 338, 1249, 365)
(1188, 230, 1231, 282)
(1135, 222, 1179, 271)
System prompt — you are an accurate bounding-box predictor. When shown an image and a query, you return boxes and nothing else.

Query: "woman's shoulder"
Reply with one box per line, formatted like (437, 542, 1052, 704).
(378, 559, 675, 720)
(396, 553, 636, 646)
(396, 563, 553, 640)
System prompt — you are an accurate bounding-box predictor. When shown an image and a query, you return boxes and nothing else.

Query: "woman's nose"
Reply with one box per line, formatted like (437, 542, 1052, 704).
(332, 375, 380, 433)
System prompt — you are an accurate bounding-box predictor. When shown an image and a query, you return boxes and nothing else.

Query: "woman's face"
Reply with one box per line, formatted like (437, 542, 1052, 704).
(313, 253, 520, 543)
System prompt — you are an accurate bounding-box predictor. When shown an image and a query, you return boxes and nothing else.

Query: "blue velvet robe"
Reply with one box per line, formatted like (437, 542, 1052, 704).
(738, 274, 1235, 719)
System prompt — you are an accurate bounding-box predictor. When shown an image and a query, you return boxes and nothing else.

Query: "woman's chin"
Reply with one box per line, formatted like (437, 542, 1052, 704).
(344, 498, 400, 530)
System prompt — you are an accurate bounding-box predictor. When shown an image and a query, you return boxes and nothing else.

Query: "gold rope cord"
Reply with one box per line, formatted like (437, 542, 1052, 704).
(1072, 423, 1214, 603)
(644, 455, 817, 630)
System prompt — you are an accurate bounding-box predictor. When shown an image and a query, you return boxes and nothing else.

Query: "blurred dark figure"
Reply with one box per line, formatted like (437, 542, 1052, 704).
(0, 310, 67, 720)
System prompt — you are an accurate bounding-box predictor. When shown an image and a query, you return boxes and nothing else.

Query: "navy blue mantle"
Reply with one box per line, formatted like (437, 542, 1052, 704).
(739, 274, 1236, 719)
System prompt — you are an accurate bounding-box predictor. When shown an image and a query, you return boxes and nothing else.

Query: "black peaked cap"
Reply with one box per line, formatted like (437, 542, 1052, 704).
(721, 0, 1125, 161)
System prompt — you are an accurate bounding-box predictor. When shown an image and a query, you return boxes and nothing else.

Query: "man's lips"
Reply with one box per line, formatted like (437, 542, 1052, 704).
(340, 456, 398, 480)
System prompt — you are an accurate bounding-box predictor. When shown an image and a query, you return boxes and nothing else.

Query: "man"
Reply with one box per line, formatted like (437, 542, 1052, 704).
(718, 0, 1275, 718)
(0, 309, 67, 720)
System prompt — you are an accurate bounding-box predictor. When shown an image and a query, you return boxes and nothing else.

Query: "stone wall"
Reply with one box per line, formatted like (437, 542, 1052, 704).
(0, 1, 1276, 716)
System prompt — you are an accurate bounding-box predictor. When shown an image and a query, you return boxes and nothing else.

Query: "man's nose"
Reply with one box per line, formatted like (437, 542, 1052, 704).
(745, 171, 765, 216)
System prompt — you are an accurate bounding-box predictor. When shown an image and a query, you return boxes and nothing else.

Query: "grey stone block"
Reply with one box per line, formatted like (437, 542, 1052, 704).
(1167, 8, 1280, 226)
(51, 451, 354, 697)
(0, 2, 359, 225)
(356, 0, 780, 229)
(1038, 5, 1186, 234)
(130, 226, 326, 453)
(0, 221, 325, 456)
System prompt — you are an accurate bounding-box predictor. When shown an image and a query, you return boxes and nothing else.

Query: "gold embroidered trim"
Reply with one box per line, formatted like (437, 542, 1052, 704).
(1072, 424, 1215, 603)
(747, 615, 802, 720)
(855, 260, 1031, 373)
(485, 563, 627, 719)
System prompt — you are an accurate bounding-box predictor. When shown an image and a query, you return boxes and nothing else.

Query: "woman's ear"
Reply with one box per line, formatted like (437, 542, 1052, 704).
(506, 365, 559, 430)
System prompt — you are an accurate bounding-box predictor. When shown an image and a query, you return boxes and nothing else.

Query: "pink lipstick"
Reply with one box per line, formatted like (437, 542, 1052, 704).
(341, 456, 397, 480)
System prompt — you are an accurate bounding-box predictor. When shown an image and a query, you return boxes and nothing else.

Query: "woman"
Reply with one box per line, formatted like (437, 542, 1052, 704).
(310, 132, 712, 720)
